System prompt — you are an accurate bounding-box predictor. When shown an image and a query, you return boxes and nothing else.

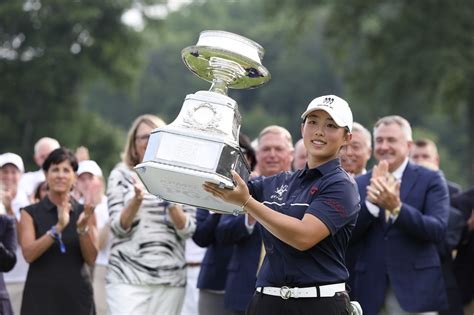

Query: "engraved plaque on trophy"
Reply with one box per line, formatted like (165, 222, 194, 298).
(134, 30, 270, 215)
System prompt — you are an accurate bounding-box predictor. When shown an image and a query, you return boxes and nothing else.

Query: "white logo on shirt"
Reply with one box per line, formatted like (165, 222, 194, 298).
(270, 184, 288, 201)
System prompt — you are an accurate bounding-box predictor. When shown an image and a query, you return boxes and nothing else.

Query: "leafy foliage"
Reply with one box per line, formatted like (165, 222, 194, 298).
(0, 0, 141, 170)
(2, 0, 472, 186)
(261, 0, 474, 185)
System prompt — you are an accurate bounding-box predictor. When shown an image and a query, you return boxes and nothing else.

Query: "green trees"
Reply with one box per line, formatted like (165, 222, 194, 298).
(324, 0, 474, 184)
(0, 1, 139, 172)
(262, 0, 474, 185)
(1, 0, 472, 185)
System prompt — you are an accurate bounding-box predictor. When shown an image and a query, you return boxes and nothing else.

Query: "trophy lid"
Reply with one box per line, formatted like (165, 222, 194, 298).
(182, 30, 271, 90)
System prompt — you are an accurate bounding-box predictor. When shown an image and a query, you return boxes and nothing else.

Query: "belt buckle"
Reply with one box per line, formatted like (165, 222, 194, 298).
(280, 286, 292, 299)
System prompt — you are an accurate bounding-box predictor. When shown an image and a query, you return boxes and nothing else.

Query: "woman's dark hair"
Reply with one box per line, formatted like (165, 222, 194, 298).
(34, 181, 47, 201)
(42, 147, 78, 172)
(239, 133, 256, 171)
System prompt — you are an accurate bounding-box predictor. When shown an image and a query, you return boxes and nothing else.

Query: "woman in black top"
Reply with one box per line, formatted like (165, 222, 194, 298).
(19, 148, 99, 315)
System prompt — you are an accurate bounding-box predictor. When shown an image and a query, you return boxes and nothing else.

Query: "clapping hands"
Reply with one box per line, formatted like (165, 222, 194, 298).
(367, 160, 401, 210)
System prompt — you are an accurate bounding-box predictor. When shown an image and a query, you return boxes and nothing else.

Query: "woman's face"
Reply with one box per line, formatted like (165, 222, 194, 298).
(45, 160, 76, 195)
(134, 122, 154, 162)
(301, 110, 350, 168)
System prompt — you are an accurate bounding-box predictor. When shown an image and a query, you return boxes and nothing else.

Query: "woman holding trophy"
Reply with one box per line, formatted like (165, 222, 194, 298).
(204, 95, 360, 315)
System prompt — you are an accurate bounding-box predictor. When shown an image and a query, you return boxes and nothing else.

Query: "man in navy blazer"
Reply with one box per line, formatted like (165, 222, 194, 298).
(192, 208, 233, 315)
(215, 214, 262, 313)
(215, 125, 294, 313)
(348, 115, 449, 315)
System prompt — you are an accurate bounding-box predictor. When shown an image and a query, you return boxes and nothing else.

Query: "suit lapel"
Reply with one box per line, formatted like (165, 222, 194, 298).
(400, 162, 418, 201)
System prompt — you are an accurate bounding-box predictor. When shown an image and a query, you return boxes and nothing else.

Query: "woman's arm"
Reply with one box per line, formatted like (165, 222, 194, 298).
(119, 184, 144, 231)
(168, 204, 187, 230)
(107, 167, 143, 237)
(203, 171, 330, 251)
(169, 204, 196, 239)
(244, 199, 329, 251)
(19, 210, 57, 263)
(77, 206, 99, 266)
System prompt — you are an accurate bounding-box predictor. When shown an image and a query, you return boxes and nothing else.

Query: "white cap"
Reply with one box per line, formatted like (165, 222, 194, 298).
(300, 95, 353, 132)
(77, 160, 102, 177)
(0, 152, 25, 173)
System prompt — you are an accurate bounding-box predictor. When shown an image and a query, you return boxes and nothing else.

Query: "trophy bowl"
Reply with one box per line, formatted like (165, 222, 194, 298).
(182, 30, 270, 90)
(134, 30, 270, 215)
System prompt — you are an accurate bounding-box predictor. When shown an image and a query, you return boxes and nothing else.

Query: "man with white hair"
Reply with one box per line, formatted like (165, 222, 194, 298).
(1, 153, 30, 315)
(348, 115, 450, 314)
(340, 122, 372, 176)
(19, 137, 60, 199)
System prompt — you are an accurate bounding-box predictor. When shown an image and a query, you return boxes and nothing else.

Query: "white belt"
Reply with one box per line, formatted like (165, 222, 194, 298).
(256, 283, 345, 299)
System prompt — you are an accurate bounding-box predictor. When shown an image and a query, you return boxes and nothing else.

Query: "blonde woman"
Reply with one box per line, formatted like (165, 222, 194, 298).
(106, 114, 196, 315)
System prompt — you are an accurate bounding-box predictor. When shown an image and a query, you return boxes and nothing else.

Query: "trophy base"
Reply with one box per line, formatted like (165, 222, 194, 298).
(135, 161, 244, 215)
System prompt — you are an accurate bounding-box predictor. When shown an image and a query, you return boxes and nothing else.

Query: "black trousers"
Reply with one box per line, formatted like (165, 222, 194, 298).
(246, 291, 351, 315)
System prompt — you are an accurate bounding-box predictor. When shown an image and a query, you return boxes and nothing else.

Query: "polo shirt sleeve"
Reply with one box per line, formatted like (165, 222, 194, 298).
(248, 176, 265, 202)
(306, 179, 359, 235)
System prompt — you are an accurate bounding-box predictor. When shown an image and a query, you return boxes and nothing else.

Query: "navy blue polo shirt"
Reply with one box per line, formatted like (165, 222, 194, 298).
(249, 158, 360, 287)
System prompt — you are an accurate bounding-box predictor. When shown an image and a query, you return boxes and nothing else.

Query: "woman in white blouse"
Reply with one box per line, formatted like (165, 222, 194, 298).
(106, 114, 196, 315)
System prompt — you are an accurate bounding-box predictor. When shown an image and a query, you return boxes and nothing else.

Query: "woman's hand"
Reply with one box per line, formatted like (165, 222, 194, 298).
(77, 178, 102, 232)
(119, 177, 145, 231)
(203, 170, 251, 207)
(85, 177, 103, 207)
(56, 196, 71, 232)
(76, 202, 95, 233)
(133, 182, 145, 203)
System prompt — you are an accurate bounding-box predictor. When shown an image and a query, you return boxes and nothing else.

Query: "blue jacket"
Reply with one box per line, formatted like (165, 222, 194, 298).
(0, 215, 16, 310)
(451, 187, 474, 305)
(349, 162, 449, 314)
(216, 214, 261, 312)
(192, 209, 232, 291)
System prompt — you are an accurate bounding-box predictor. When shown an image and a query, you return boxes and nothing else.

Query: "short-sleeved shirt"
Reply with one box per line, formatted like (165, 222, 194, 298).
(250, 158, 360, 287)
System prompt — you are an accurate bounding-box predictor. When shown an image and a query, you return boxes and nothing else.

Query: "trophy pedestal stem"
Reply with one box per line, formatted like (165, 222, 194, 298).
(208, 57, 246, 95)
(209, 79, 228, 95)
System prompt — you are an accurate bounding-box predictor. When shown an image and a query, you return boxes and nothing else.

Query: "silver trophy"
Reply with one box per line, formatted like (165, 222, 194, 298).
(134, 30, 270, 215)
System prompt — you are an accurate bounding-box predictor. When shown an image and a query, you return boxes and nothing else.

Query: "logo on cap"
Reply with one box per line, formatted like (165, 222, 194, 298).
(319, 97, 335, 109)
(323, 97, 334, 105)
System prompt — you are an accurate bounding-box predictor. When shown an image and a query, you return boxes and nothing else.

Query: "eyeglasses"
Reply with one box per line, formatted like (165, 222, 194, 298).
(135, 134, 150, 142)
